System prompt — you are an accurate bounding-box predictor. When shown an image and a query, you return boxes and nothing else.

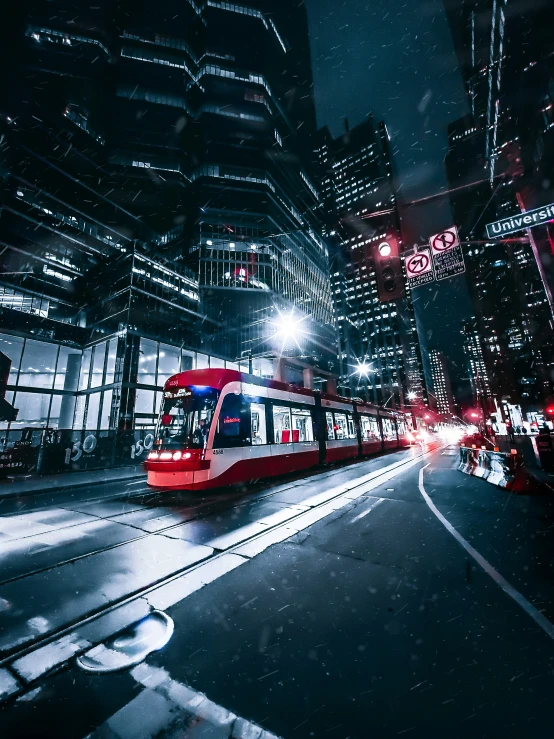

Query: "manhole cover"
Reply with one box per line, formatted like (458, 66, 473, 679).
(77, 611, 174, 673)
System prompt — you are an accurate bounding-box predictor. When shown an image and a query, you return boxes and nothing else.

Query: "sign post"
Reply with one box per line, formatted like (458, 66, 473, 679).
(405, 248, 434, 289)
(429, 226, 465, 281)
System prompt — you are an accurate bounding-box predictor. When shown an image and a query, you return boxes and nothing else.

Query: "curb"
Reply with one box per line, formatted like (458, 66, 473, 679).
(0, 469, 145, 501)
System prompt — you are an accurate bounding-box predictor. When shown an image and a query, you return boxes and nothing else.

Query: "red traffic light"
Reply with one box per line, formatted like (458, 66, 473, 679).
(546, 405, 554, 416)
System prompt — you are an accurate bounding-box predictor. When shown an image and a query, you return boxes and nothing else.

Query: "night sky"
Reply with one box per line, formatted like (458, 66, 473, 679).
(305, 0, 474, 388)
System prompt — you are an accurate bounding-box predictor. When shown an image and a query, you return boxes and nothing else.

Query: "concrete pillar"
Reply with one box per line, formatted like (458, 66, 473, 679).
(327, 377, 337, 395)
(303, 367, 314, 390)
(273, 358, 286, 383)
(58, 353, 81, 429)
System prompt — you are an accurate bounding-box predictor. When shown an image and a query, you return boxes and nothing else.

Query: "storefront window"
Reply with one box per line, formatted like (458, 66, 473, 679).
(157, 343, 181, 384)
(135, 388, 156, 415)
(0, 334, 24, 384)
(138, 338, 158, 385)
(104, 338, 118, 384)
(19, 339, 58, 389)
(100, 390, 113, 428)
(86, 392, 101, 430)
(79, 348, 92, 390)
(196, 353, 209, 370)
(11, 392, 52, 427)
(90, 343, 107, 388)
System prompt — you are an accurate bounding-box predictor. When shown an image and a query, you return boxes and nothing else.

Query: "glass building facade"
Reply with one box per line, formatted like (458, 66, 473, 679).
(0, 1, 336, 431)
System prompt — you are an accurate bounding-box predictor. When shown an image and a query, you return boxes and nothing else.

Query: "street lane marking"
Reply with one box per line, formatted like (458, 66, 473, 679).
(86, 662, 281, 739)
(418, 465, 554, 641)
(350, 497, 385, 523)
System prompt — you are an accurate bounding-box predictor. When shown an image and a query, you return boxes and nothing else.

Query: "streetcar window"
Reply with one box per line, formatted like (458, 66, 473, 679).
(156, 386, 218, 450)
(346, 413, 356, 439)
(382, 417, 397, 440)
(291, 407, 314, 442)
(360, 415, 380, 441)
(273, 405, 292, 444)
(334, 413, 348, 439)
(251, 403, 267, 445)
(325, 412, 335, 440)
(214, 393, 251, 448)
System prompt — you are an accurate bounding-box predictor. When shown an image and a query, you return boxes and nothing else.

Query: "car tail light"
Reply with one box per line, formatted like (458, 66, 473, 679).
(160, 452, 172, 460)
(172, 451, 182, 461)
(148, 451, 159, 460)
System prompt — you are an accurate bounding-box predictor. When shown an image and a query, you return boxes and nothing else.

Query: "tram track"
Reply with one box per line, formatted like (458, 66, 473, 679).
(0, 444, 440, 688)
(0, 447, 421, 588)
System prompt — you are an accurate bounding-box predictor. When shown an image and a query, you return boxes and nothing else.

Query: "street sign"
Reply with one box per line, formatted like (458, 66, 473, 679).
(405, 248, 434, 288)
(430, 226, 459, 254)
(486, 202, 554, 239)
(429, 226, 465, 281)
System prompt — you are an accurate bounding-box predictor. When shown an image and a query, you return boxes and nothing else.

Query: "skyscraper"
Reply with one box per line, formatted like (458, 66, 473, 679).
(444, 0, 554, 415)
(314, 119, 428, 408)
(0, 0, 335, 433)
(429, 349, 455, 416)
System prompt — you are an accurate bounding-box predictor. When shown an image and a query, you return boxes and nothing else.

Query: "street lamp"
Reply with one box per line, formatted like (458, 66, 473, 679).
(406, 391, 417, 401)
(270, 309, 308, 350)
(355, 361, 372, 377)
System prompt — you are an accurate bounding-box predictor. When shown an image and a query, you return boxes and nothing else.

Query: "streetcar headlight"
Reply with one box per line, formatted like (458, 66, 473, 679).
(183, 452, 191, 460)
(172, 451, 182, 461)
(160, 452, 172, 460)
(148, 451, 159, 460)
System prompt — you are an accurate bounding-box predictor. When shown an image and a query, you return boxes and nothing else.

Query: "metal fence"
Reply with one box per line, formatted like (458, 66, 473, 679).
(0, 427, 155, 477)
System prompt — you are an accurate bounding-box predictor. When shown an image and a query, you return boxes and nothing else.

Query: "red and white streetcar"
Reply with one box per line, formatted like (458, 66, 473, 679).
(144, 369, 414, 490)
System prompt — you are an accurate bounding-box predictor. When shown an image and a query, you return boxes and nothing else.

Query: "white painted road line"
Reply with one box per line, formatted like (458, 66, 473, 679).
(0, 668, 20, 701)
(350, 497, 385, 523)
(418, 465, 554, 641)
(86, 662, 281, 739)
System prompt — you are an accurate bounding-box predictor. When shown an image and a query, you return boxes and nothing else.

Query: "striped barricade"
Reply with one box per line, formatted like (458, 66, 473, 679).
(459, 447, 528, 491)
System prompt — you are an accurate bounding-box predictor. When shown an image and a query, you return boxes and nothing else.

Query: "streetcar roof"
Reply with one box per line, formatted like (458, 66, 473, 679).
(163, 369, 404, 418)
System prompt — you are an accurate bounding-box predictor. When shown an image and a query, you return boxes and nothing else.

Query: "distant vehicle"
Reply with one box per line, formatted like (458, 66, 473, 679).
(144, 369, 414, 490)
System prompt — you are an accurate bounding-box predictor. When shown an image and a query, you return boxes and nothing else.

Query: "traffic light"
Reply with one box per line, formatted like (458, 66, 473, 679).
(373, 234, 405, 303)
(545, 405, 554, 419)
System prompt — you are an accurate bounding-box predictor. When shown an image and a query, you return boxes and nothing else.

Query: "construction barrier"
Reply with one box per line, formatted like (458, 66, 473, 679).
(458, 446, 530, 491)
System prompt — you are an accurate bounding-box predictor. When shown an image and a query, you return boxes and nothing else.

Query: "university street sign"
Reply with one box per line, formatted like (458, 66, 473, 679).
(486, 202, 554, 239)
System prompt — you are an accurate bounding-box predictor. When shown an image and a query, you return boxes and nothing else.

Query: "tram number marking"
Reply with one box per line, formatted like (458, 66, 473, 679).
(213, 449, 224, 455)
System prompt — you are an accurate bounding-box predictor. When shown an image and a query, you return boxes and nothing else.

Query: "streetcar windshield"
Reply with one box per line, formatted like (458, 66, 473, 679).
(155, 386, 219, 450)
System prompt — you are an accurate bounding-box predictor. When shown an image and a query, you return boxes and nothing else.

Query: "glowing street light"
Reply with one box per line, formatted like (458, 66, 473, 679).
(406, 391, 417, 402)
(355, 361, 372, 377)
(270, 309, 308, 350)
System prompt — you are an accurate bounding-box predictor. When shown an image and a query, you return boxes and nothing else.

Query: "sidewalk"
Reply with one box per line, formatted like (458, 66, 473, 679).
(496, 435, 554, 491)
(0, 465, 145, 500)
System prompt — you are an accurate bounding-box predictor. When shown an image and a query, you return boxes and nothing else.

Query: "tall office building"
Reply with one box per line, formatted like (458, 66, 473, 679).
(0, 0, 336, 433)
(314, 119, 428, 408)
(444, 0, 554, 414)
(429, 349, 455, 416)
(461, 319, 493, 408)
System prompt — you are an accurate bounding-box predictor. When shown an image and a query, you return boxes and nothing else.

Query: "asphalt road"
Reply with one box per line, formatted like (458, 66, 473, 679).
(1, 446, 554, 738)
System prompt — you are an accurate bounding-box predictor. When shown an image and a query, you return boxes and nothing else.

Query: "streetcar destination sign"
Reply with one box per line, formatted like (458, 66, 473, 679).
(486, 202, 554, 239)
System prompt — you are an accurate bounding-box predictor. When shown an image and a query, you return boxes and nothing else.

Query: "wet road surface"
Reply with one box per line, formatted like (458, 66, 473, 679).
(1, 446, 554, 738)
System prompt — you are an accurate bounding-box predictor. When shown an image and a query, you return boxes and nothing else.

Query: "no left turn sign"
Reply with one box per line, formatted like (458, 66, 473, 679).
(405, 247, 434, 288)
(406, 250, 432, 278)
